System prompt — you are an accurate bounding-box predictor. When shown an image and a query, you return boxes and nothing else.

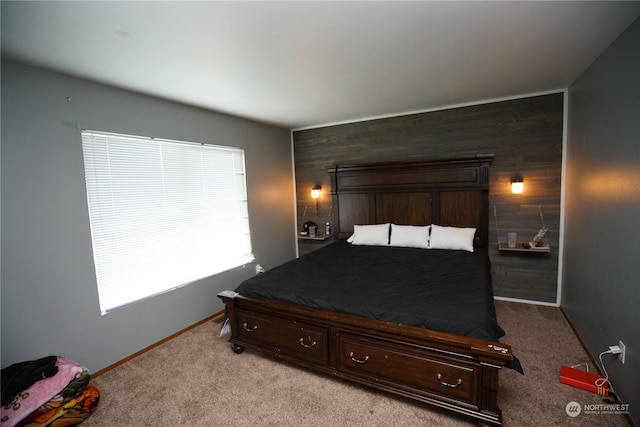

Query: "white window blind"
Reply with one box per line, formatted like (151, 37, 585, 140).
(81, 130, 253, 314)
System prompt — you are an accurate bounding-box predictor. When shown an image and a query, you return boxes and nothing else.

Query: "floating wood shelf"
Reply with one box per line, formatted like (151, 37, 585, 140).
(299, 234, 332, 241)
(498, 242, 550, 253)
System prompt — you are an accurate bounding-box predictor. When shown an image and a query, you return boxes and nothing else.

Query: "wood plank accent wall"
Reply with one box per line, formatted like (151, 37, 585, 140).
(293, 93, 564, 303)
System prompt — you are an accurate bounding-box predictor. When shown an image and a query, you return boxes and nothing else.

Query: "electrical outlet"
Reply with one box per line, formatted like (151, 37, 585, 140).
(618, 340, 626, 364)
(255, 264, 265, 274)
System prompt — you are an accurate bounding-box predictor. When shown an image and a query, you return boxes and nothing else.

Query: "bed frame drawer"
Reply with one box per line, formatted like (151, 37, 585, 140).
(236, 310, 329, 365)
(337, 334, 479, 406)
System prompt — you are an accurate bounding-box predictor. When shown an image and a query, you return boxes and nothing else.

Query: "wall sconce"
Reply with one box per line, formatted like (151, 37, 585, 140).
(311, 185, 321, 216)
(311, 185, 321, 199)
(511, 177, 524, 194)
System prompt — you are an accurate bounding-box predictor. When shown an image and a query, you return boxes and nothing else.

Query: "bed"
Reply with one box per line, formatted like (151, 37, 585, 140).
(218, 155, 521, 426)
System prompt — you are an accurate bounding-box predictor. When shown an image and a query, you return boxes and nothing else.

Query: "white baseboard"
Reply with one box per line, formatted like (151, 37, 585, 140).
(494, 296, 560, 307)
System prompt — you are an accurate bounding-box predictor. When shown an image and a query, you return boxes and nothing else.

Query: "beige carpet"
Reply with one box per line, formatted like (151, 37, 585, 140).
(84, 301, 630, 426)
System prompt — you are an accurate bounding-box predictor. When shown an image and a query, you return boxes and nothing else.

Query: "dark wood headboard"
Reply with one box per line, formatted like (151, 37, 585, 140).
(328, 155, 494, 247)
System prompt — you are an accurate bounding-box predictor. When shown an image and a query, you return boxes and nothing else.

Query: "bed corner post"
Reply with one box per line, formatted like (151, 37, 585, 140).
(217, 291, 245, 354)
(477, 363, 503, 426)
(328, 165, 340, 237)
(473, 337, 508, 426)
(478, 155, 493, 247)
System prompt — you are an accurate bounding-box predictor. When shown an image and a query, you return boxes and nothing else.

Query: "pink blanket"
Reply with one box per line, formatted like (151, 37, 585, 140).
(1, 357, 83, 427)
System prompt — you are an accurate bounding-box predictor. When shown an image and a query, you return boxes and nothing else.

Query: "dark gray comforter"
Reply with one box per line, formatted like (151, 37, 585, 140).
(233, 239, 523, 374)
(235, 239, 503, 342)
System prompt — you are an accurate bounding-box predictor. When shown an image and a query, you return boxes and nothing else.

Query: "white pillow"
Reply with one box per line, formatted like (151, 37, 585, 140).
(389, 224, 430, 249)
(347, 223, 390, 246)
(429, 224, 476, 252)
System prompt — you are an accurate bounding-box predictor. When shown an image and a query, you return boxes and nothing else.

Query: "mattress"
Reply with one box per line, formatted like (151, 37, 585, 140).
(235, 239, 504, 342)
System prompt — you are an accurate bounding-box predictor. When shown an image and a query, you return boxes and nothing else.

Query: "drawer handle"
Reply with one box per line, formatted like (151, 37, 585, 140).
(349, 351, 369, 364)
(242, 322, 258, 332)
(299, 336, 317, 348)
(437, 373, 462, 388)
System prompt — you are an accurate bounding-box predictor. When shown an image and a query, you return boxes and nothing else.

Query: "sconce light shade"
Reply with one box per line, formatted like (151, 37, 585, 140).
(511, 177, 524, 194)
(311, 185, 321, 199)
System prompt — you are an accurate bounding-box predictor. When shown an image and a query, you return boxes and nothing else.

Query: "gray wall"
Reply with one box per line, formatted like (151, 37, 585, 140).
(1, 60, 296, 373)
(564, 18, 639, 420)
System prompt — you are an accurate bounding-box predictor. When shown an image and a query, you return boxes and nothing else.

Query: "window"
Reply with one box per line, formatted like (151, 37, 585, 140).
(81, 130, 253, 314)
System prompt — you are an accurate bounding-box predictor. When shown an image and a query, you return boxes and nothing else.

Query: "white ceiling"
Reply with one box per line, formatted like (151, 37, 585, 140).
(2, 1, 639, 129)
